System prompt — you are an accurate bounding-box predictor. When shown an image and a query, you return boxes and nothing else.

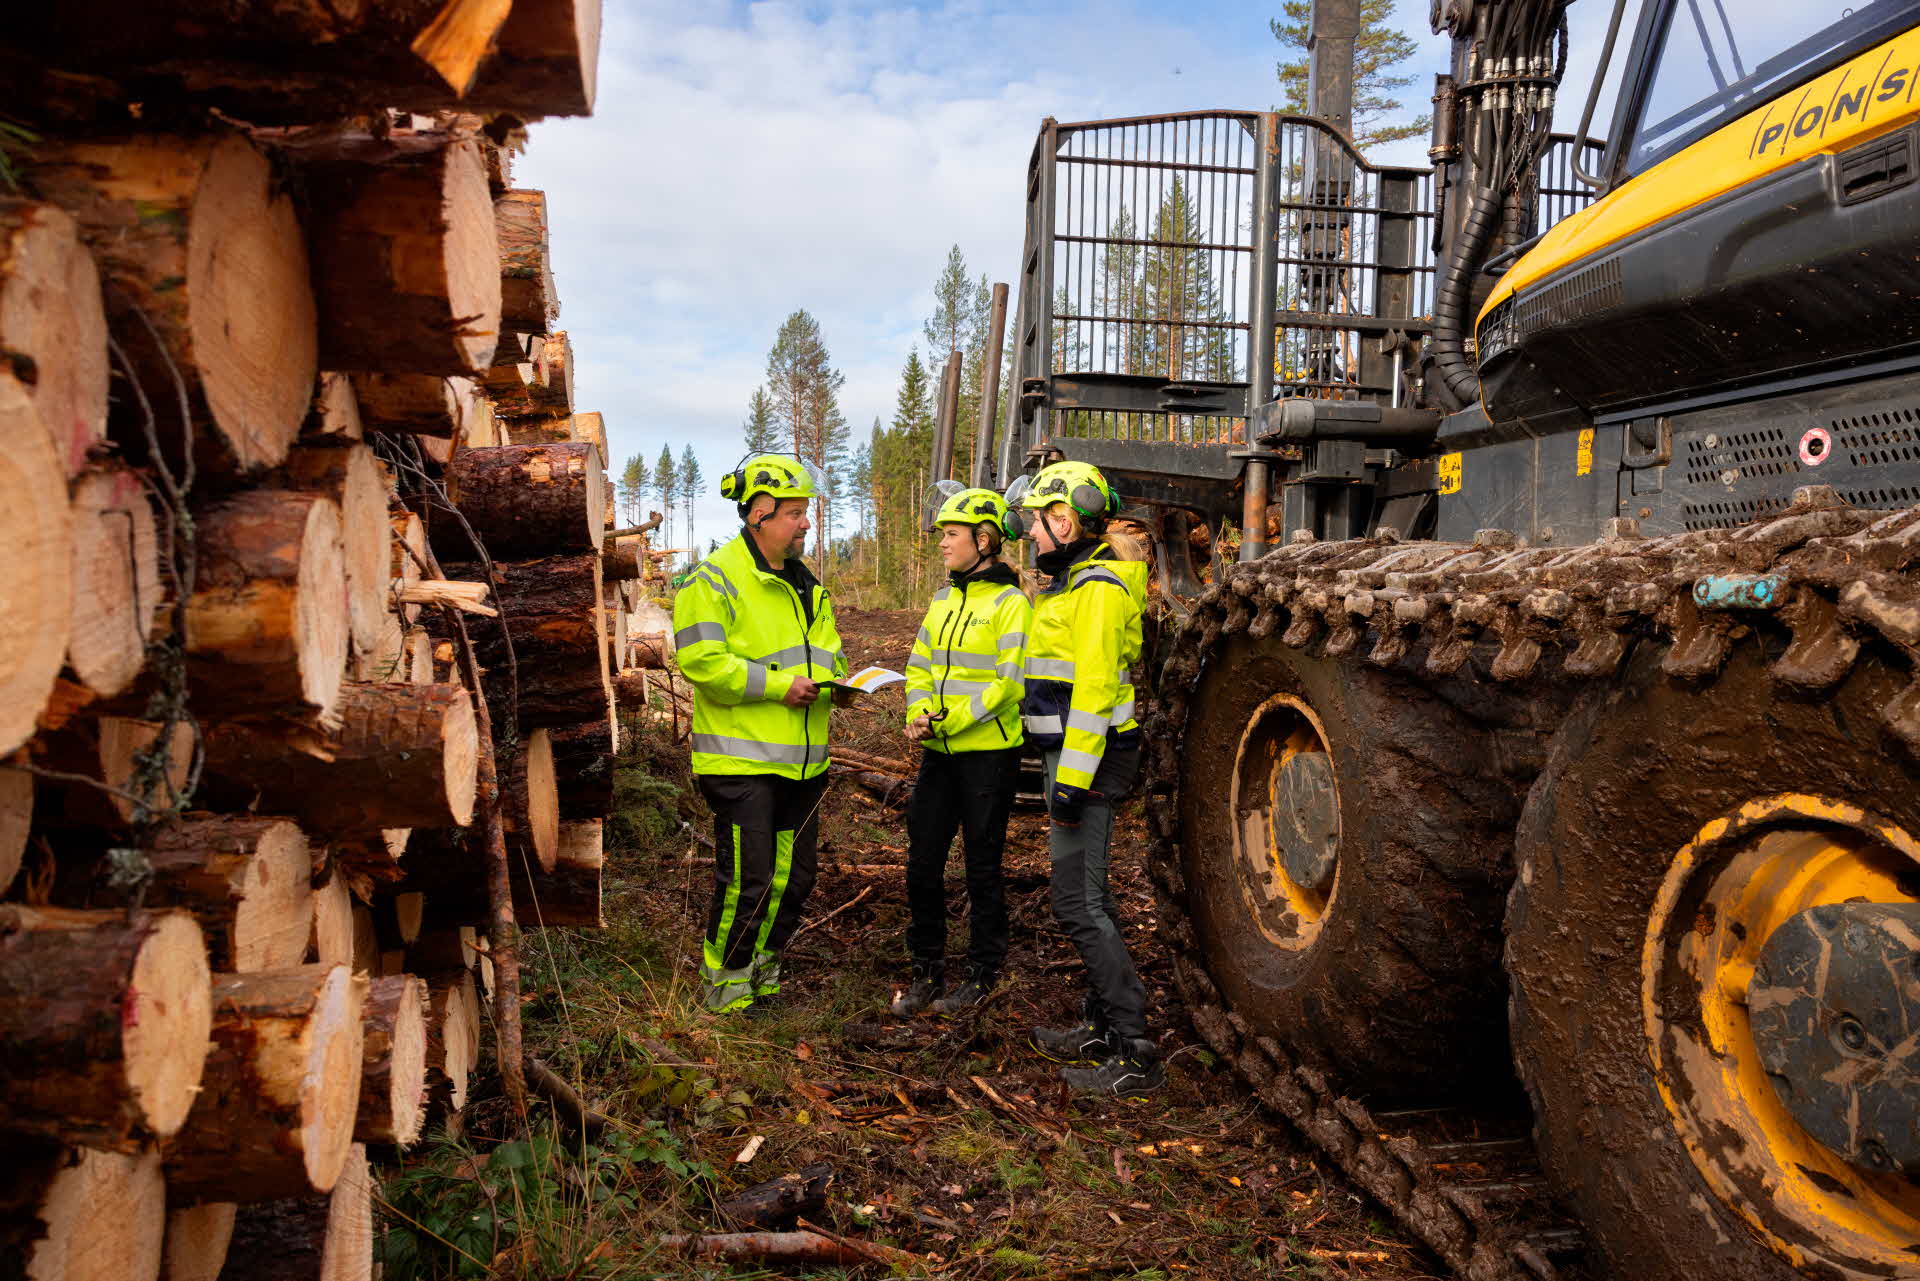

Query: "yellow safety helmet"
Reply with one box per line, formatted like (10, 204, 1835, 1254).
(932, 486, 1018, 539)
(1003, 460, 1119, 536)
(719, 454, 818, 507)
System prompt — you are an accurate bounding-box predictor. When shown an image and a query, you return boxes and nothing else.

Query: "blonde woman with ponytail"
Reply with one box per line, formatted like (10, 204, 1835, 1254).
(1008, 460, 1164, 1098)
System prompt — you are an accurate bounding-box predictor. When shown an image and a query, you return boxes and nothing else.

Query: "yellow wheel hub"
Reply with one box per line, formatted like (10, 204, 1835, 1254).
(1229, 694, 1340, 950)
(1643, 794, 1920, 1273)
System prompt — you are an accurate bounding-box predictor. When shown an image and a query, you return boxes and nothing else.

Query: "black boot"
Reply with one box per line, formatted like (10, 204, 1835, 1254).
(1061, 1036, 1166, 1098)
(929, 967, 998, 1015)
(1030, 998, 1110, 1064)
(888, 966, 943, 1017)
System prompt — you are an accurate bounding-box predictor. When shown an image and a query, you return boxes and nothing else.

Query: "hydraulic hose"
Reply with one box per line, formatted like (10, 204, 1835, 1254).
(1428, 184, 1503, 411)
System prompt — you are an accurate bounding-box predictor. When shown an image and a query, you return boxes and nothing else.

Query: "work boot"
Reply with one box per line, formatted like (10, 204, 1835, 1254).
(888, 967, 943, 1017)
(1030, 1002, 1111, 1065)
(929, 967, 998, 1015)
(1061, 1037, 1166, 1098)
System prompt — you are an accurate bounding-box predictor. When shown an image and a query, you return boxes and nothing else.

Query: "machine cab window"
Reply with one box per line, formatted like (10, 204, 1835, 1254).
(1620, 0, 1920, 176)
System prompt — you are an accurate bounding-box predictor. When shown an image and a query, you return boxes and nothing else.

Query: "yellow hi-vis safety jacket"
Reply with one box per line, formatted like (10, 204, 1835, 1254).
(903, 562, 1031, 754)
(672, 531, 847, 780)
(1023, 543, 1146, 794)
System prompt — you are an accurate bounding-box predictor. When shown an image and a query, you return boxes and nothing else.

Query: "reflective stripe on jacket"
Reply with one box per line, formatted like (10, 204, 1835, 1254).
(1022, 543, 1145, 791)
(672, 532, 848, 779)
(904, 565, 1030, 754)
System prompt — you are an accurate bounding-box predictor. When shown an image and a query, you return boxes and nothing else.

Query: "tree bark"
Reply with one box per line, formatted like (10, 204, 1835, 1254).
(356, 977, 426, 1147)
(140, 816, 313, 974)
(287, 132, 498, 376)
(717, 1164, 835, 1230)
(0, 373, 72, 755)
(494, 189, 554, 336)
(163, 1201, 235, 1281)
(352, 373, 459, 436)
(0, 199, 108, 477)
(276, 443, 390, 657)
(185, 489, 348, 720)
(217, 1142, 370, 1281)
(33, 132, 315, 477)
(166, 965, 366, 1204)
(441, 552, 599, 673)
(437, 441, 603, 560)
(65, 461, 161, 700)
(3, 1145, 166, 1281)
(202, 682, 478, 836)
(549, 720, 614, 819)
(602, 543, 641, 581)
(0, 906, 211, 1150)
(0, 757, 29, 896)
(613, 669, 650, 709)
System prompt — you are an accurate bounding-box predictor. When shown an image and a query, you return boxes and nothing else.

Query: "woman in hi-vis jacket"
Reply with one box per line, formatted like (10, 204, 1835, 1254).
(1008, 460, 1164, 1097)
(889, 487, 1031, 1017)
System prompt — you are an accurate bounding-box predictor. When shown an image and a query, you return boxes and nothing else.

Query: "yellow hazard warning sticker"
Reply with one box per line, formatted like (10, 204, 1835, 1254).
(1577, 428, 1594, 477)
(1438, 452, 1462, 495)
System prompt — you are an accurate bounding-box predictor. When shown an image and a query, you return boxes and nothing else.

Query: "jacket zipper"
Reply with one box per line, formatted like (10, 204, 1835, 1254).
(932, 581, 966, 751)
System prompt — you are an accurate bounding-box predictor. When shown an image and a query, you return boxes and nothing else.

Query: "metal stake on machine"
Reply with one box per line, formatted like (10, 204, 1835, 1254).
(929, 349, 961, 485)
(970, 282, 1010, 489)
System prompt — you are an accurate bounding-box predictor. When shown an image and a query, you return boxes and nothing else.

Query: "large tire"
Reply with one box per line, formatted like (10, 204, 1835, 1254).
(1508, 641, 1920, 1281)
(1175, 627, 1542, 1097)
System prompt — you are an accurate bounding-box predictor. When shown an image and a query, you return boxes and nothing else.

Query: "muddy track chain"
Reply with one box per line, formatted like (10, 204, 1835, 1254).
(1141, 486, 1920, 1281)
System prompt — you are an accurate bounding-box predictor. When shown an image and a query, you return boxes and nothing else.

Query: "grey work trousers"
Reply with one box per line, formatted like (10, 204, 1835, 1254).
(1042, 743, 1148, 1040)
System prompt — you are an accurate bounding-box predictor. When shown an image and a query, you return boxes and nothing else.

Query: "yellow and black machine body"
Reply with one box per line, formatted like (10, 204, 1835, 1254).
(987, 2, 1920, 1279)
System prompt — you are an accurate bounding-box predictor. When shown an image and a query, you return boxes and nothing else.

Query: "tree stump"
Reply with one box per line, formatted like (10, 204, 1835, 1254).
(0, 906, 212, 1150)
(0, 199, 108, 477)
(291, 132, 499, 377)
(185, 489, 348, 720)
(356, 977, 426, 1147)
(34, 133, 316, 477)
(165, 965, 366, 1204)
(0, 373, 72, 755)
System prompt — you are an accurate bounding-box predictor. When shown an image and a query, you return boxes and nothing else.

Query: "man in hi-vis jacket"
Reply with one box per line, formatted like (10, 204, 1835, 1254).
(672, 455, 848, 1013)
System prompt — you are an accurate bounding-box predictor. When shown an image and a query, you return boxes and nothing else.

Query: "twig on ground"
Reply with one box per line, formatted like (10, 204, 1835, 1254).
(786, 884, 874, 944)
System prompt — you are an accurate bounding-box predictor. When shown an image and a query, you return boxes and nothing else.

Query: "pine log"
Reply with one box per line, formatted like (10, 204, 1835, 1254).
(436, 441, 603, 559)
(391, 511, 426, 619)
(355, 977, 426, 1147)
(659, 1230, 886, 1267)
(277, 443, 389, 656)
(461, 390, 500, 448)
(33, 133, 315, 477)
(352, 373, 459, 437)
(613, 668, 649, 709)
(0, 906, 212, 1149)
(4, 1145, 166, 1281)
(66, 461, 162, 700)
(441, 552, 599, 670)
(510, 662, 612, 729)
(479, 356, 538, 401)
(331, 832, 407, 893)
(166, 965, 366, 1204)
(0, 757, 29, 895)
(185, 489, 347, 719)
(523, 820, 603, 928)
(506, 729, 559, 871)
(0, 374, 72, 755)
(550, 720, 614, 819)
(603, 543, 641, 581)
(347, 609, 407, 684)
(302, 373, 362, 442)
(404, 628, 436, 684)
(290, 133, 499, 376)
(501, 412, 571, 446)
(491, 331, 572, 419)
(351, 908, 378, 976)
(407, 927, 478, 974)
(217, 1141, 371, 1281)
(163, 1201, 235, 1281)
(494, 189, 554, 336)
(373, 893, 425, 950)
(425, 971, 479, 1113)
(0, 199, 107, 477)
(309, 865, 355, 967)
(36, 715, 196, 831)
(142, 817, 313, 973)
(202, 683, 478, 836)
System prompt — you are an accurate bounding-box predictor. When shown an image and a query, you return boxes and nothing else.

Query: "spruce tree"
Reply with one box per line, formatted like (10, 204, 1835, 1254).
(742, 387, 780, 456)
(619, 453, 647, 526)
(678, 445, 703, 565)
(653, 445, 677, 549)
(1272, 0, 1428, 151)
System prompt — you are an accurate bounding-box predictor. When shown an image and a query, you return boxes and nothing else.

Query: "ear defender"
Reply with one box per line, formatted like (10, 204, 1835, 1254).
(1070, 483, 1112, 519)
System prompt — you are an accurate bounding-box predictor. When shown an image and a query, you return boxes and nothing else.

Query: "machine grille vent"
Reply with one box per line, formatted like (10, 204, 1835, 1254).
(1829, 408, 1920, 466)
(1681, 426, 1796, 485)
(1513, 256, 1622, 337)
(1682, 485, 1918, 531)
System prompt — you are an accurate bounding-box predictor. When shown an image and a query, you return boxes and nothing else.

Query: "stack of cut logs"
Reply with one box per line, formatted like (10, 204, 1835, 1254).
(0, 4, 649, 1279)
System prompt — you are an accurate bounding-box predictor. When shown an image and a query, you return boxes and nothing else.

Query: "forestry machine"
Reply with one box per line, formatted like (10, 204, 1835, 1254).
(974, 1, 1920, 1278)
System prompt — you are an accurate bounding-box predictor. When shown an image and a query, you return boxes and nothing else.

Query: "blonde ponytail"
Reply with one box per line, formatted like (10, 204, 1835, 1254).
(1042, 503, 1147, 562)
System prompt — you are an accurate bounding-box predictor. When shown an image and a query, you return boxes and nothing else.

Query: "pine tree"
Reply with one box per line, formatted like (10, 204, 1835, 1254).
(678, 445, 703, 566)
(764, 310, 847, 571)
(742, 387, 780, 456)
(619, 453, 647, 526)
(652, 445, 677, 549)
(1273, 0, 1429, 151)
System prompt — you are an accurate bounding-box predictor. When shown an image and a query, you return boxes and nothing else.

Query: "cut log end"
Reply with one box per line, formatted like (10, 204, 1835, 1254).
(0, 374, 72, 755)
(358, 975, 426, 1148)
(24, 1147, 166, 1281)
(0, 199, 109, 476)
(163, 1201, 236, 1281)
(66, 463, 161, 700)
(126, 911, 216, 1139)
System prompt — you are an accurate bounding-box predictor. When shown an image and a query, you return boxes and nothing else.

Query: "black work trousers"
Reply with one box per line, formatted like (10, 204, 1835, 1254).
(1043, 742, 1148, 1040)
(904, 745, 1019, 979)
(697, 772, 829, 982)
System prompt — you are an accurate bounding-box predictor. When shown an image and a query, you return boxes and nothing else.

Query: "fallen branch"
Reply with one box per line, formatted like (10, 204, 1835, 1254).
(968, 1074, 1070, 1141)
(525, 1055, 609, 1138)
(659, 1230, 873, 1265)
(830, 748, 913, 776)
(717, 1163, 834, 1230)
(796, 1217, 926, 1268)
(787, 884, 874, 944)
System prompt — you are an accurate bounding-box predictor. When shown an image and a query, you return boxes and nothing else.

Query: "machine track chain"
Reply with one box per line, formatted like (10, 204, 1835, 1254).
(1142, 486, 1920, 1281)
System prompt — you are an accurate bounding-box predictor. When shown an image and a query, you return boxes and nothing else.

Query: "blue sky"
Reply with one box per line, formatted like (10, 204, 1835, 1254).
(513, 0, 1624, 550)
